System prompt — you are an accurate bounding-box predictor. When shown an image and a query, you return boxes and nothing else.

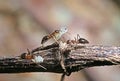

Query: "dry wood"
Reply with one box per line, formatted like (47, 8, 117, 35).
(0, 44, 120, 74)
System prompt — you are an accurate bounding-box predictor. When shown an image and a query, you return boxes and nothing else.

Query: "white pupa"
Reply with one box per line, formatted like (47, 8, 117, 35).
(32, 56, 44, 63)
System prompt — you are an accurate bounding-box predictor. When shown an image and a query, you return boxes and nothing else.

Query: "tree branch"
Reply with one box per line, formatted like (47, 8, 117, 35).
(0, 44, 120, 74)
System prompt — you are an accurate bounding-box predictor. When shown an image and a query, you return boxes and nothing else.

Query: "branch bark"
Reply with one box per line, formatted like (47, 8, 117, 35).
(0, 44, 120, 74)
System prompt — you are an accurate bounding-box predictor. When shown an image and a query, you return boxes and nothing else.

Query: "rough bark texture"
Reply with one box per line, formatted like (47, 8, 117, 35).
(0, 43, 120, 74)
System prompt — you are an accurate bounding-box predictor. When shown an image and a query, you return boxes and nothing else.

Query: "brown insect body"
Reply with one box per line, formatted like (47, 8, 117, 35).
(20, 49, 33, 60)
(41, 27, 68, 46)
(41, 36, 50, 45)
(67, 34, 89, 45)
(20, 49, 46, 70)
(21, 53, 33, 59)
(41, 30, 60, 45)
(67, 39, 77, 45)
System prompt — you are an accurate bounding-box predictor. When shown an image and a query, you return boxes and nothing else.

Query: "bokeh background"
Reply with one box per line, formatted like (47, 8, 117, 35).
(0, 0, 120, 81)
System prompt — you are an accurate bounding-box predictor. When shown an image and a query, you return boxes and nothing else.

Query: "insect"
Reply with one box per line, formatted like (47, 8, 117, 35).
(20, 49, 46, 70)
(41, 26, 68, 46)
(67, 34, 89, 45)
(20, 49, 33, 59)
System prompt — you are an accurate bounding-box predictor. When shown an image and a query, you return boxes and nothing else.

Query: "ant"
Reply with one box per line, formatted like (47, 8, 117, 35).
(20, 49, 46, 70)
(67, 34, 89, 45)
(41, 26, 68, 46)
(60, 34, 89, 81)
(20, 49, 33, 60)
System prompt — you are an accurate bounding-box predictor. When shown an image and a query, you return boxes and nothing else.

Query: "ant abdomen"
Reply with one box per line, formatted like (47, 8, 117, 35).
(41, 35, 50, 45)
(78, 38, 89, 44)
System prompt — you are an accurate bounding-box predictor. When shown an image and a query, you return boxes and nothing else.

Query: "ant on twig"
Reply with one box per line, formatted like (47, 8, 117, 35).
(20, 49, 46, 70)
(67, 34, 89, 45)
(60, 34, 89, 81)
(41, 26, 68, 46)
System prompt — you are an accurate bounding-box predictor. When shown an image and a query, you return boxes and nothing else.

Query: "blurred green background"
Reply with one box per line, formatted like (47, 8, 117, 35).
(0, 0, 120, 81)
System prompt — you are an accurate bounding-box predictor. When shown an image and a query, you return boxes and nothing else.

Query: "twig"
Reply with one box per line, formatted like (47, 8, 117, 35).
(0, 44, 120, 74)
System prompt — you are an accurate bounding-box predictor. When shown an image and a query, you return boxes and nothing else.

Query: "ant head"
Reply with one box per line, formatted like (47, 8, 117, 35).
(60, 26, 68, 34)
(20, 53, 27, 59)
(67, 40, 71, 44)
(78, 38, 89, 44)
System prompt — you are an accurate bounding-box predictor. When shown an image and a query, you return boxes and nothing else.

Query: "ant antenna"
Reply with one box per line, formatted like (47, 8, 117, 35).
(77, 34, 80, 40)
(74, 37, 77, 42)
(27, 49, 31, 55)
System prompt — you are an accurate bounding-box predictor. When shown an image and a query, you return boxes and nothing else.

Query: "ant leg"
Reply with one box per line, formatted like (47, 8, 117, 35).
(60, 54, 70, 76)
(61, 36, 66, 43)
(60, 73, 66, 81)
(60, 52, 67, 73)
(41, 44, 44, 47)
(32, 55, 47, 70)
(60, 58, 67, 73)
(32, 59, 47, 70)
(74, 37, 78, 46)
(77, 34, 80, 45)
(53, 36, 59, 44)
(77, 34, 80, 40)
(36, 63, 47, 70)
